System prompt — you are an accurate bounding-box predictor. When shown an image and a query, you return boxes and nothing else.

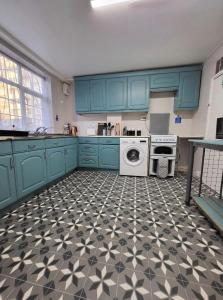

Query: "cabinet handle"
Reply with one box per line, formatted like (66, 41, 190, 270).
(44, 151, 46, 160)
(10, 157, 14, 169)
(28, 144, 36, 150)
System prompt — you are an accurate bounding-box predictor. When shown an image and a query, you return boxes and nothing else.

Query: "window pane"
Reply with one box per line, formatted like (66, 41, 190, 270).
(0, 53, 50, 131)
(0, 54, 19, 83)
(0, 98, 10, 114)
(0, 81, 21, 120)
(25, 93, 43, 130)
(22, 68, 43, 94)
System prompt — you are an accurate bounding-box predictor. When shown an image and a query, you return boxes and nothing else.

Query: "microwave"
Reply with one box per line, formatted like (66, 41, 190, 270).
(216, 117, 223, 139)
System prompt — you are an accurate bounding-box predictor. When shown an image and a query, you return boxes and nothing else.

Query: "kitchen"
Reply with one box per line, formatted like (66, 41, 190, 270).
(0, 1, 223, 299)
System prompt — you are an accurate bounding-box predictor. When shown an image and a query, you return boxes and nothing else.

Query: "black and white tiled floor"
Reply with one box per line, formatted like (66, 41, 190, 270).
(0, 170, 223, 300)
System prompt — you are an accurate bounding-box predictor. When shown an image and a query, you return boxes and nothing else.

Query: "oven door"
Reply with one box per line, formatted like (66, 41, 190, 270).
(150, 143, 176, 156)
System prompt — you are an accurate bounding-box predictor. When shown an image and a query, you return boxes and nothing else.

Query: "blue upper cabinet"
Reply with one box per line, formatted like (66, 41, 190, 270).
(75, 80, 90, 113)
(106, 77, 127, 111)
(90, 79, 106, 111)
(74, 65, 202, 113)
(127, 75, 150, 110)
(175, 71, 201, 110)
(0, 155, 17, 209)
(151, 73, 179, 90)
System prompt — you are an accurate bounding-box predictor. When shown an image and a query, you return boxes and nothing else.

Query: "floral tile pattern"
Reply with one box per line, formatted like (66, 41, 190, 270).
(0, 170, 222, 299)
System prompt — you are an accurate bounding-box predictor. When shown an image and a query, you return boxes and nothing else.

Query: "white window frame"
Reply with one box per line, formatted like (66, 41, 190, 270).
(0, 50, 53, 132)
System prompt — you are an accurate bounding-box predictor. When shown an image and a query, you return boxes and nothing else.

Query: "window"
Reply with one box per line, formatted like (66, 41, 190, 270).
(0, 52, 51, 131)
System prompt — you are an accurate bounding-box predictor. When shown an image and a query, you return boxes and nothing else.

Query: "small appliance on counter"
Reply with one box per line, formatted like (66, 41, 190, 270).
(122, 127, 141, 137)
(97, 122, 115, 136)
(127, 130, 136, 136)
(64, 123, 78, 136)
(97, 123, 105, 135)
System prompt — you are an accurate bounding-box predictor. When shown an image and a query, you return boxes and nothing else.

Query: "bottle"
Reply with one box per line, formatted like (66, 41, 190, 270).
(115, 123, 120, 136)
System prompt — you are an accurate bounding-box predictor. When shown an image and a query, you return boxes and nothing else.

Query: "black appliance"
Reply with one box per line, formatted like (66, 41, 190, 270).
(127, 130, 135, 136)
(97, 123, 106, 135)
(216, 117, 223, 139)
(0, 130, 29, 137)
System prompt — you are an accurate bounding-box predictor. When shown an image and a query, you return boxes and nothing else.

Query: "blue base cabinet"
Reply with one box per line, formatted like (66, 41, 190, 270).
(78, 137, 120, 170)
(46, 148, 65, 182)
(99, 145, 119, 169)
(0, 156, 17, 209)
(14, 150, 47, 199)
(65, 145, 77, 172)
(78, 144, 99, 168)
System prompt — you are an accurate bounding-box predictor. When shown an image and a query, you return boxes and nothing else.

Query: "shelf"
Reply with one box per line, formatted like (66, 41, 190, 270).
(193, 196, 223, 233)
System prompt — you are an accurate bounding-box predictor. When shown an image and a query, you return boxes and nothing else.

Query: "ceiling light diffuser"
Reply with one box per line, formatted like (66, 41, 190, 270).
(91, 0, 132, 8)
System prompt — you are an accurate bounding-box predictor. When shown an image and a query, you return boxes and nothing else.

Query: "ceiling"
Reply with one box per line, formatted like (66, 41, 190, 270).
(0, 0, 223, 79)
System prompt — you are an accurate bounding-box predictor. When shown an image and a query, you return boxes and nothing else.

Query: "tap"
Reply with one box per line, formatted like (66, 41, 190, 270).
(33, 127, 46, 136)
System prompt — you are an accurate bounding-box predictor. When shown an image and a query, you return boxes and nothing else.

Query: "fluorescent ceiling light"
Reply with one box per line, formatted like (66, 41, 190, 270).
(91, 0, 132, 8)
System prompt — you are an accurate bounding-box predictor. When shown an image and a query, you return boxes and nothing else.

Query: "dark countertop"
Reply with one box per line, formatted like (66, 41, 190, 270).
(0, 135, 77, 141)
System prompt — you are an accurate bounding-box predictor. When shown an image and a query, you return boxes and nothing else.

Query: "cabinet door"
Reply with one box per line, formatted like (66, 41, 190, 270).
(175, 71, 201, 109)
(151, 73, 179, 89)
(75, 80, 90, 112)
(128, 75, 150, 110)
(99, 145, 119, 169)
(14, 150, 47, 199)
(90, 79, 106, 111)
(46, 148, 65, 182)
(65, 145, 77, 172)
(106, 77, 127, 111)
(0, 156, 17, 209)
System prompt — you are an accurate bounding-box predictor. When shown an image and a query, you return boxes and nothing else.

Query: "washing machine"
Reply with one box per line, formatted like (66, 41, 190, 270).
(120, 137, 149, 177)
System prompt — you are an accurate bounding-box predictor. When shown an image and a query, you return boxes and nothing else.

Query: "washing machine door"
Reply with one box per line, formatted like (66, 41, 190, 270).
(123, 146, 145, 166)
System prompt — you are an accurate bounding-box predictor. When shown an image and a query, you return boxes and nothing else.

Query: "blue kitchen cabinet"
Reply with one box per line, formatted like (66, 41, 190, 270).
(150, 73, 179, 90)
(99, 145, 120, 169)
(90, 79, 106, 112)
(46, 147, 66, 182)
(175, 71, 201, 109)
(65, 144, 77, 172)
(0, 156, 17, 209)
(106, 77, 127, 111)
(127, 75, 150, 110)
(14, 150, 47, 199)
(78, 144, 98, 168)
(75, 80, 90, 112)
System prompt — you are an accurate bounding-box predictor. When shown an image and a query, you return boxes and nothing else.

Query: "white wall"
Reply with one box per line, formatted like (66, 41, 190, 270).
(192, 42, 223, 137)
(192, 42, 223, 194)
(150, 92, 194, 137)
(51, 76, 75, 133)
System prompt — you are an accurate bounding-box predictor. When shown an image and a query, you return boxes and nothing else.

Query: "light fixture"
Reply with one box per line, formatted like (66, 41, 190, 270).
(91, 0, 132, 9)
